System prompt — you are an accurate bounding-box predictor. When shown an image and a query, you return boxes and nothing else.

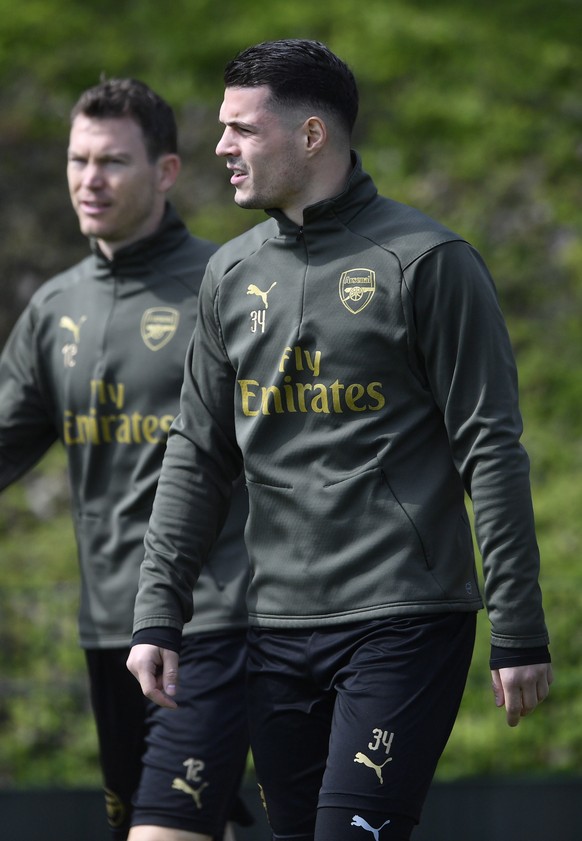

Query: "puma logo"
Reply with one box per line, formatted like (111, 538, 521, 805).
(354, 752, 392, 784)
(247, 282, 277, 308)
(351, 815, 391, 840)
(104, 788, 125, 828)
(171, 777, 208, 809)
(59, 315, 87, 343)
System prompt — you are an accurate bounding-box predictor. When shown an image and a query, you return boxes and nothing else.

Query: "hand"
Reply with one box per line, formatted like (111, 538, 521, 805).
(126, 644, 179, 709)
(491, 662, 554, 727)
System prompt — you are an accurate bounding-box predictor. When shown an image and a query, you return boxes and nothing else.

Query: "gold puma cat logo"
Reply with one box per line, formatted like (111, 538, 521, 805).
(59, 315, 87, 343)
(247, 282, 277, 308)
(171, 777, 208, 809)
(354, 752, 392, 784)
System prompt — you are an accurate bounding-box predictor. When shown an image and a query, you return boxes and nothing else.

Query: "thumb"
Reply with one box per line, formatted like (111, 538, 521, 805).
(161, 649, 179, 697)
(491, 669, 505, 708)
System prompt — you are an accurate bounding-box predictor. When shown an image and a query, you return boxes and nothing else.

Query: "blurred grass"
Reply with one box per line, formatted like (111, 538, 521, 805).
(1, 0, 581, 785)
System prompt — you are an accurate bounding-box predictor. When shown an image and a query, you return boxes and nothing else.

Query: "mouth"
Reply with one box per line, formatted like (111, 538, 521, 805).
(227, 161, 248, 187)
(79, 198, 111, 216)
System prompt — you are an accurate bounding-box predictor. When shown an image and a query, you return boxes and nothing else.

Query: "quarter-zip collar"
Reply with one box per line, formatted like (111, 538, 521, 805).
(91, 202, 190, 280)
(266, 151, 378, 237)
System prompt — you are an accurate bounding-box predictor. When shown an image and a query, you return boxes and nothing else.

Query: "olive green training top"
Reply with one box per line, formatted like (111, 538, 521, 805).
(0, 204, 249, 648)
(134, 157, 548, 661)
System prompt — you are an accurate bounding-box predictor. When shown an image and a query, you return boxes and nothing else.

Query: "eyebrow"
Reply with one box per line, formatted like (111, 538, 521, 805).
(219, 115, 257, 130)
(67, 148, 133, 160)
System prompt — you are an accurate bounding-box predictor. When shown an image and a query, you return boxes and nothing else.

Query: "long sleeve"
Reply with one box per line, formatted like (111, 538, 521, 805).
(0, 304, 58, 489)
(409, 240, 547, 647)
(134, 269, 243, 633)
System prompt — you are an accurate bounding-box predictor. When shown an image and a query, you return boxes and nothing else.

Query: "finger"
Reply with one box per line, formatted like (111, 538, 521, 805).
(145, 686, 178, 710)
(520, 683, 539, 717)
(138, 661, 178, 709)
(517, 664, 554, 719)
(508, 675, 550, 725)
(539, 664, 554, 699)
(491, 670, 505, 708)
(493, 670, 523, 726)
(535, 668, 552, 704)
(162, 660, 179, 698)
(505, 691, 523, 727)
(126, 647, 176, 708)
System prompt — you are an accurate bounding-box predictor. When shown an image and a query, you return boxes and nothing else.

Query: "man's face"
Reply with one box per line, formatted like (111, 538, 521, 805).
(67, 115, 168, 257)
(215, 85, 309, 223)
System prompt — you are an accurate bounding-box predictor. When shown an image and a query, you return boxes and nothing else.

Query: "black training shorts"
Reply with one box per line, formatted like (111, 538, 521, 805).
(247, 613, 476, 841)
(86, 630, 250, 840)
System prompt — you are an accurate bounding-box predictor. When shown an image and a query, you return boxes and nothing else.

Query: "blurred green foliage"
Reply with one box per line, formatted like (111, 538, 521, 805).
(0, 0, 580, 788)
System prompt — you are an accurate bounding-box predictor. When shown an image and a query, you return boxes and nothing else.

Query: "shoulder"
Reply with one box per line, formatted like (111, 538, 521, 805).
(206, 218, 279, 282)
(154, 232, 218, 297)
(357, 193, 467, 270)
(180, 232, 218, 262)
(29, 255, 96, 309)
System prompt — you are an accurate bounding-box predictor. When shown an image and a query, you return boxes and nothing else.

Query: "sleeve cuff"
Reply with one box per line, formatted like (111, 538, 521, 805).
(131, 626, 182, 653)
(489, 644, 551, 670)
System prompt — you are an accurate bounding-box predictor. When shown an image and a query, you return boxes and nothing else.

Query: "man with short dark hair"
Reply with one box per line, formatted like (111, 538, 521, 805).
(0, 77, 251, 841)
(128, 41, 552, 841)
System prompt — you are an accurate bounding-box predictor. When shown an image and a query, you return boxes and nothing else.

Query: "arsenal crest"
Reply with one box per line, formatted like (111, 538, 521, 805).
(339, 269, 376, 314)
(140, 307, 180, 351)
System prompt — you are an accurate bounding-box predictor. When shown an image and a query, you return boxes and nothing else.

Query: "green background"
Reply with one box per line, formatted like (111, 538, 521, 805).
(0, 0, 580, 787)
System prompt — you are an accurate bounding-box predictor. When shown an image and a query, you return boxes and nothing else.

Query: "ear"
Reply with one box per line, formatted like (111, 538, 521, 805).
(157, 153, 181, 193)
(303, 117, 327, 155)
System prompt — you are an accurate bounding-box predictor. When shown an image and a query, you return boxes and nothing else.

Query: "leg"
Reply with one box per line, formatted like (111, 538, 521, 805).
(128, 829, 211, 841)
(85, 648, 148, 841)
(131, 631, 250, 839)
(127, 822, 238, 840)
(247, 614, 475, 841)
(316, 613, 477, 839)
(316, 808, 415, 840)
(246, 629, 334, 841)
(222, 824, 237, 841)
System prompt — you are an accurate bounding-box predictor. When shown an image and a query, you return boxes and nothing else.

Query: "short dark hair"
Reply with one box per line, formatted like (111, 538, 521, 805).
(224, 39, 359, 136)
(70, 77, 178, 161)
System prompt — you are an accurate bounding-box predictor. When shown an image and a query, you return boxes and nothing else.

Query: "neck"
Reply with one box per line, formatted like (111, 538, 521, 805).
(96, 202, 167, 260)
(284, 152, 353, 225)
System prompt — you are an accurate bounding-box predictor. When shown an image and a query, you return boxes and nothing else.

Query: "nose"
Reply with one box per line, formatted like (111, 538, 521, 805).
(81, 163, 105, 188)
(215, 127, 237, 158)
